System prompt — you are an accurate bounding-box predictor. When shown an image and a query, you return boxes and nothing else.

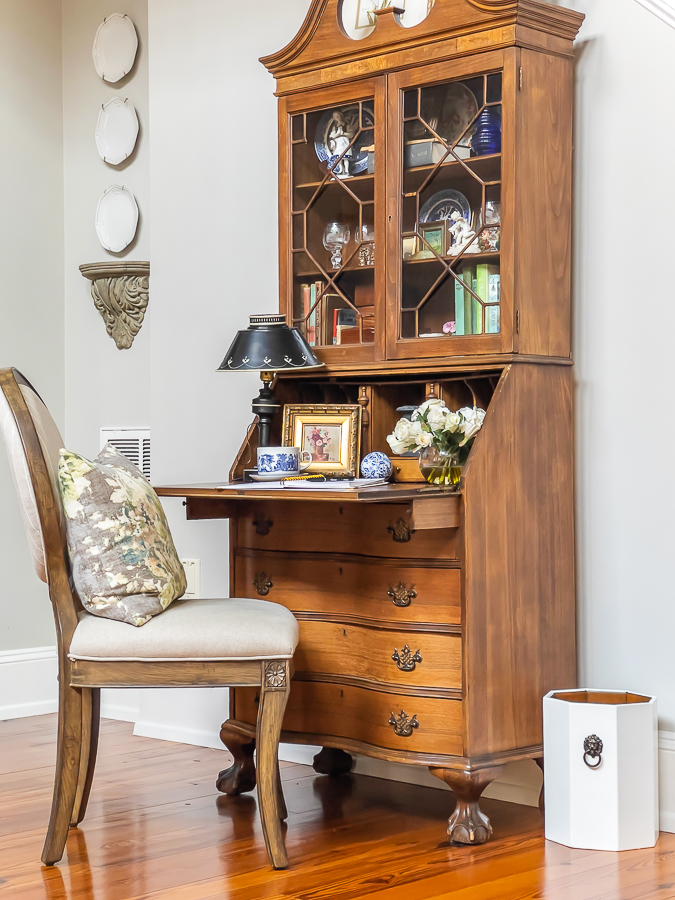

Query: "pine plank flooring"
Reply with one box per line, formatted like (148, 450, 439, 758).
(0, 714, 674, 899)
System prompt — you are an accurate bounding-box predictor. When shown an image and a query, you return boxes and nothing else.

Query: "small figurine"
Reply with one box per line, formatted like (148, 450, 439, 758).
(327, 110, 356, 177)
(447, 210, 476, 255)
(443, 321, 456, 334)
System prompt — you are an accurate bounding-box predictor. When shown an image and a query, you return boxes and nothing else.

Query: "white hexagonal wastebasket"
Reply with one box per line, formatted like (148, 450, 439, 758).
(543, 689, 658, 851)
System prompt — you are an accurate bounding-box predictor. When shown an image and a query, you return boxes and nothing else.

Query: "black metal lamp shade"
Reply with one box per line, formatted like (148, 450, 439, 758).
(217, 314, 322, 372)
(217, 314, 324, 449)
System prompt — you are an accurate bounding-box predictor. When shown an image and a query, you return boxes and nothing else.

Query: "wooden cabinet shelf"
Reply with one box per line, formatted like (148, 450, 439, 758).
(403, 251, 500, 266)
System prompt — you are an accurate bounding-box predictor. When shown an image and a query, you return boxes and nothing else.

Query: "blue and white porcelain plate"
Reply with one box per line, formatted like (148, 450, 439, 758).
(419, 189, 471, 224)
(360, 451, 393, 480)
(314, 103, 375, 177)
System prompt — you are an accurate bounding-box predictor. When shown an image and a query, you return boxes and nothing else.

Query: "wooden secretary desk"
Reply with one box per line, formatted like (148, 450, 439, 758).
(157, 0, 582, 843)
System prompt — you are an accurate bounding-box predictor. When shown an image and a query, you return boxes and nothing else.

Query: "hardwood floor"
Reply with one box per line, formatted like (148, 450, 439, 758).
(1, 715, 674, 900)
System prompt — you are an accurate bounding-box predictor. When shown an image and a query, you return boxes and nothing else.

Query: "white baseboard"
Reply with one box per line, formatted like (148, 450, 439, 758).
(0, 646, 57, 719)
(100, 688, 141, 724)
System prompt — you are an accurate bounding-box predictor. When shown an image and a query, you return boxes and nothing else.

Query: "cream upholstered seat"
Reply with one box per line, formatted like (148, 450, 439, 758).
(0, 367, 296, 871)
(69, 597, 299, 661)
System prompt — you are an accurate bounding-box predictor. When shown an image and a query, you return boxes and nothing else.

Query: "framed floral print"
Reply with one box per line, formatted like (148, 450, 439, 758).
(281, 404, 361, 476)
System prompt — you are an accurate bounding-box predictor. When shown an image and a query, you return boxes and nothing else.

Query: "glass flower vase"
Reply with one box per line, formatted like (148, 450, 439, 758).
(418, 446, 462, 488)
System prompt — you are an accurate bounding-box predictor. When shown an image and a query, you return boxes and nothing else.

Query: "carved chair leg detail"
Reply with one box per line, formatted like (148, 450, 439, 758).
(312, 747, 353, 777)
(42, 684, 84, 866)
(535, 757, 544, 815)
(217, 722, 256, 795)
(429, 765, 506, 845)
(71, 688, 100, 826)
(256, 660, 291, 869)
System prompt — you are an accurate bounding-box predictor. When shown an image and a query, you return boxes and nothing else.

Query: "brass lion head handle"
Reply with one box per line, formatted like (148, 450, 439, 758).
(583, 734, 603, 768)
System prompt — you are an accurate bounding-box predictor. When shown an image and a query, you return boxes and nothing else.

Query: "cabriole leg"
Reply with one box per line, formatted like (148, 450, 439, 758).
(429, 764, 506, 845)
(217, 720, 256, 794)
(312, 747, 353, 777)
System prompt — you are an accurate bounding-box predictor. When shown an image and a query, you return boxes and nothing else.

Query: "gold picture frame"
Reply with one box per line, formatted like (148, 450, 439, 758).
(282, 404, 361, 476)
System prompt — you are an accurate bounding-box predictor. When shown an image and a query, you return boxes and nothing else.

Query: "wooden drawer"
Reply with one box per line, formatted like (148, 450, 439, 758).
(234, 682, 463, 757)
(234, 550, 461, 625)
(294, 621, 462, 691)
(236, 500, 457, 560)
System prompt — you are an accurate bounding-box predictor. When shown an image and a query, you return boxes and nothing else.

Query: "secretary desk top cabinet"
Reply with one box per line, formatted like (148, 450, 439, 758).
(161, 0, 582, 846)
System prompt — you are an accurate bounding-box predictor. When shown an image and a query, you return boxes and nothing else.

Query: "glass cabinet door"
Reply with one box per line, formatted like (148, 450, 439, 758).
(387, 53, 512, 360)
(281, 80, 385, 363)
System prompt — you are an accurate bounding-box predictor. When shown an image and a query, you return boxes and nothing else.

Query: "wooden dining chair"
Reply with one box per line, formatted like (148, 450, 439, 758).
(0, 367, 298, 869)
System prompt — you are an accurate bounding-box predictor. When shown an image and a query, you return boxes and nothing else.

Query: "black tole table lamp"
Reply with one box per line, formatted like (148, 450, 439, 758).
(217, 314, 324, 447)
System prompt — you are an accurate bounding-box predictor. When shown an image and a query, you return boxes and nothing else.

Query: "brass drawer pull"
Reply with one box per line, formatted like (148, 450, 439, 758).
(387, 517, 413, 543)
(253, 572, 273, 596)
(392, 645, 422, 672)
(253, 515, 273, 536)
(389, 710, 419, 737)
(387, 582, 417, 607)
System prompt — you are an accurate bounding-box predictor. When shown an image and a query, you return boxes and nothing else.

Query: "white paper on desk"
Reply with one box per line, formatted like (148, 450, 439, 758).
(215, 482, 285, 490)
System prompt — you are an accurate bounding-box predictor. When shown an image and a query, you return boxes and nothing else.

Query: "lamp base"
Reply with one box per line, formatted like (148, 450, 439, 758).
(251, 371, 279, 448)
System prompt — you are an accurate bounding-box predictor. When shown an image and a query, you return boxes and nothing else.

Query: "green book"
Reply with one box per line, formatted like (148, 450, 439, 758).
(485, 305, 500, 334)
(461, 264, 475, 334)
(454, 275, 465, 335)
(471, 275, 482, 334)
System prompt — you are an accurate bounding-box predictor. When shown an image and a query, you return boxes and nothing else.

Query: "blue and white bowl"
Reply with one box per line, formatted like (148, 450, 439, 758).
(360, 451, 393, 480)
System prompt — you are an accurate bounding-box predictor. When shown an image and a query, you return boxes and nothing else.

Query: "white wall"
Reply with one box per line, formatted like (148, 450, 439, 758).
(141, 0, 311, 744)
(567, 0, 675, 728)
(0, 0, 64, 652)
(62, 0, 151, 460)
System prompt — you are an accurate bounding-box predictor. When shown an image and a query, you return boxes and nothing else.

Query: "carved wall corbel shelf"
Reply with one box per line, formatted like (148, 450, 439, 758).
(79, 260, 150, 350)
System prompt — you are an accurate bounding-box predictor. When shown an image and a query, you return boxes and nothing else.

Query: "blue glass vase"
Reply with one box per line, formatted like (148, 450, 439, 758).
(471, 107, 501, 156)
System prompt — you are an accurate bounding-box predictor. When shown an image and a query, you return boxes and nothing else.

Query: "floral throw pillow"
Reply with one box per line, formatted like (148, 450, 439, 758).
(58, 444, 186, 626)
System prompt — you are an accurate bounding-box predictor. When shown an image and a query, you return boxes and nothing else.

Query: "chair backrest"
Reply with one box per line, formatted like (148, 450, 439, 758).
(0, 368, 81, 642)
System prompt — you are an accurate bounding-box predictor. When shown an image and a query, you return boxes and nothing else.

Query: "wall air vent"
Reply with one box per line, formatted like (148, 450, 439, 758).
(100, 428, 151, 480)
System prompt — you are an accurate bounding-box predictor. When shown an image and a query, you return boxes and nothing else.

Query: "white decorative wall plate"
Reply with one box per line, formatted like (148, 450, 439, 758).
(95, 185, 139, 253)
(92, 14, 138, 83)
(339, 0, 435, 40)
(95, 98, 139, 165)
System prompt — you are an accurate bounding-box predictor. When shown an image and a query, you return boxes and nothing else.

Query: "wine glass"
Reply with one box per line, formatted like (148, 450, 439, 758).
(323, 222, 350, 269)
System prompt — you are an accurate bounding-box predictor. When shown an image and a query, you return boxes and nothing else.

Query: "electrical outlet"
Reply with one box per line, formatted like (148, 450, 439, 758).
(180, 558, 201, 599)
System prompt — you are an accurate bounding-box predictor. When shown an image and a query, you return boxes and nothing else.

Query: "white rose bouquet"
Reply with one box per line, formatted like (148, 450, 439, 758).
(386, 399, 486, 467)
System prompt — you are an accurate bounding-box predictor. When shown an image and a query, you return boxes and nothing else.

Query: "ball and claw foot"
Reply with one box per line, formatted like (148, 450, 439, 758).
(446, 799, 493, 844)
(429, 764, 506, 845)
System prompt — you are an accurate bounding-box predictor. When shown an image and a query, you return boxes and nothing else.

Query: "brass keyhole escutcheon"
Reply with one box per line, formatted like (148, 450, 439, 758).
(387, 582, 417, 607)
